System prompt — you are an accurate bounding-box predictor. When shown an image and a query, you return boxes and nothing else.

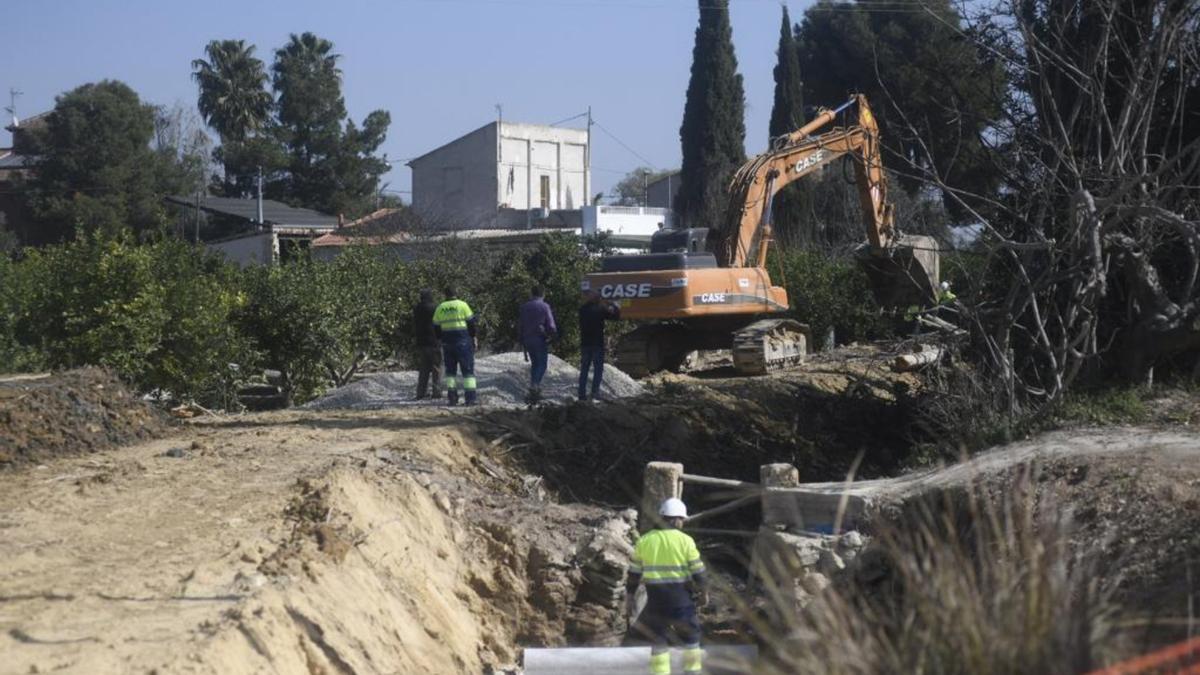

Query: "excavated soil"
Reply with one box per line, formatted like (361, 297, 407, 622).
(480, 344, 924, 505)
(0, 368, 167, 469)
(4, 345, 1199, 673)
(979, 449, 1200, 645)
(0, 406, 640, 674)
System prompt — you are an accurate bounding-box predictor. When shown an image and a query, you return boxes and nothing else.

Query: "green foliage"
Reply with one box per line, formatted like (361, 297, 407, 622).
(270, 33, 391, 217)
(25, 81, 176, 241)
(4, 234, 246, 403)
(192, 33, 391, 219)
(771, 248, 891, 348)
(191, 39, 275, 200)
(795, 0, 1005, 219)
(1055, 388, 1149, 426)
(611, 167, 675, 206)
(192, 40, 273, 142)
(485, 233, 598, 357)
(316, 246, 400, 384)
(234, 259, 329, 404)
(677, 0, 746, 229)
(768, 5, 811, 244)
(0, 256, 42, 373)
(1, 230, 598, 406)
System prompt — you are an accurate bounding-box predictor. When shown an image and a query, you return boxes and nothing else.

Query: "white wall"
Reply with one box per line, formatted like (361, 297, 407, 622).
(409, 123, 499, 227)
(497, 122, 588, 212)
(207, 232, 276, 267)
(410, 121, 590, 228)
(581, 206, 675, 237)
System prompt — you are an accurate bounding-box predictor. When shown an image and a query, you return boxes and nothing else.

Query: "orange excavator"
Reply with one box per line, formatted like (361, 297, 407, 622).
(583, 95, 940, 377)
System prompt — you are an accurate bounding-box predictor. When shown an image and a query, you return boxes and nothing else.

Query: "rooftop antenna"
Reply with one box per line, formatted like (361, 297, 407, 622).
(4, 88, 23, 127)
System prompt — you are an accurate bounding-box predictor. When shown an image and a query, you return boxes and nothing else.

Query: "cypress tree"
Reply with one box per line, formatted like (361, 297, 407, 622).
(767, 5, 810, 245)
(677, 0, 746, 232)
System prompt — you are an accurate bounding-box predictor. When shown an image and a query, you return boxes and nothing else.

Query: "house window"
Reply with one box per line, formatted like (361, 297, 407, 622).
(540, 175, 551, 210)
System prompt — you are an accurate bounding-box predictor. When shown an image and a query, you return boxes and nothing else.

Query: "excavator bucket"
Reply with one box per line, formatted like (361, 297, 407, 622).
(855, 234, 940, 309)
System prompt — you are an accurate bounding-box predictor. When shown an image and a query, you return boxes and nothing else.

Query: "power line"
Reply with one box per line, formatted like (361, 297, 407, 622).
(390, 0, 941, 11)
(592, 119, 659, 171)
(548, 111, 588, 127)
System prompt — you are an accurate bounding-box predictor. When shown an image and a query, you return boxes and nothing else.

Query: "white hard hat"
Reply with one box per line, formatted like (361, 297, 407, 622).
(659, 498, 688, 519)
(940, 281, 951, 290)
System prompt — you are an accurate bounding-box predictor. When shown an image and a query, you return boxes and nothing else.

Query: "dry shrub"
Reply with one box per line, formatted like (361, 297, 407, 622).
(761, 473, 1124, 675)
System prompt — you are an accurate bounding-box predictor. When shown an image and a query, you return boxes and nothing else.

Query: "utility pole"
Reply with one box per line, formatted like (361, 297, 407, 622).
(585, 105, 592, 206)
(496, 103, 503, 210)
(4, 88, 23, 127)
(194, 190, 201, 243)
(256, 166, 264, 228)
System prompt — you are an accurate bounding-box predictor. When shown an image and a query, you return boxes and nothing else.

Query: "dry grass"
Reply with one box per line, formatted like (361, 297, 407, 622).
(756, 471, 1126, 675)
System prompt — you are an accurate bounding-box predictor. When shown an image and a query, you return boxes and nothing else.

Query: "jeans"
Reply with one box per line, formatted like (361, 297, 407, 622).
(524, 338, 549, 387)
(441, 333, 477, 404)
(578, 345, 604, 399)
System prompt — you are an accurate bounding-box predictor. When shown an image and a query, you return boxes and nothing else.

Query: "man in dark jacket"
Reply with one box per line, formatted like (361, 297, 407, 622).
(412, 289, 442, 400)
(578, 290, 620, 401)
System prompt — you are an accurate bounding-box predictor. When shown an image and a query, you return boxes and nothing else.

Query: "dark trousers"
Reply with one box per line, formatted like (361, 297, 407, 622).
(525, 338, 549, 387)
(578, 345, 605, 399)
(632, 603, 702, 648)
(442, 334, 477, 404)
(415, 345, 442, 398)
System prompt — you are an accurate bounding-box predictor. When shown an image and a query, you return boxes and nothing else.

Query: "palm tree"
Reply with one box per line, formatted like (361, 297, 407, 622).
(191, 39, 272, 143)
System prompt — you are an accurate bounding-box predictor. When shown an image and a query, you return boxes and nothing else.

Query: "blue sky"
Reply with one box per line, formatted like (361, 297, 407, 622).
(1, 0, 811, 200)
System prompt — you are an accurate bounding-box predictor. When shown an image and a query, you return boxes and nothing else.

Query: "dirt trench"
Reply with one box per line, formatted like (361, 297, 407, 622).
(479, 344, 927, 506)
(0, 399, 642, 674)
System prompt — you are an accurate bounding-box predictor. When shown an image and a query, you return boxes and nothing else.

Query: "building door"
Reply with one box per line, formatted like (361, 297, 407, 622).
(540, 175, 551, 210)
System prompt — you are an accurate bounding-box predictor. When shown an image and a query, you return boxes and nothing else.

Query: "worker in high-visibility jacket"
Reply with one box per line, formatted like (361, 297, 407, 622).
(626, 497, 708, 675)
(432, 287, 478, 406)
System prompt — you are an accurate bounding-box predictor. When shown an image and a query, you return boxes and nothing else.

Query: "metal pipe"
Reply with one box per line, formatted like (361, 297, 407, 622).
(681, 527, 759, 538)
(680, 474, 758, 490)
(685, 493, 759, 525)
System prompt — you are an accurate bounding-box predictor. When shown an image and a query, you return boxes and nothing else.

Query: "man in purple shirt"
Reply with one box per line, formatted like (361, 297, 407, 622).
(518, 286, 557, 402)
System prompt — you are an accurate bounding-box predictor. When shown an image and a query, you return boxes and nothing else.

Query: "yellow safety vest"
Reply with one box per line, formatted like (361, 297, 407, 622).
(433, 299, 474, 332)
(630, 528, 705, 585)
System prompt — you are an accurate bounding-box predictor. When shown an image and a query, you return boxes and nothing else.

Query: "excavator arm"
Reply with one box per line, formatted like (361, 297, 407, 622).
(715, 94, 938, 307)
(717, 95, 895, 268)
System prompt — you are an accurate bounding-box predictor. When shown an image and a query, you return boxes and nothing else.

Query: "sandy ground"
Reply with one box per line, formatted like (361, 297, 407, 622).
(0, 405, 633, 674)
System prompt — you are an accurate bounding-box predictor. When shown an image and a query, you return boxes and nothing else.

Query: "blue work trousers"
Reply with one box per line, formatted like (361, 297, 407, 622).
(441, 333, 477, 404)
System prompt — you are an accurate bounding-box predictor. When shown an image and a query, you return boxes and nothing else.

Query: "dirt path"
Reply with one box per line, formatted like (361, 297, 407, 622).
(798, 426, 1200, 500)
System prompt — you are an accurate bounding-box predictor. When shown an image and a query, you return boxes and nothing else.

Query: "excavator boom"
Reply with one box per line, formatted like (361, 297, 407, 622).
(714, 94, 938, 307)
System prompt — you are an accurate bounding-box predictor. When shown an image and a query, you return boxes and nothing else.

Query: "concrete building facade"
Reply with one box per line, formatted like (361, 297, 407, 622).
(408, 121, 590, 228)
(646, 171, 681, 210)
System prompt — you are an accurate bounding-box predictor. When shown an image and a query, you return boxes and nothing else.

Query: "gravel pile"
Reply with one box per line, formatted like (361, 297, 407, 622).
(304, 351, 644, 410)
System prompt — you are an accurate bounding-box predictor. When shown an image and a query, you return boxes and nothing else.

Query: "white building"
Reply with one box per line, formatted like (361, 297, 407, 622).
(408, 121, 590, 228)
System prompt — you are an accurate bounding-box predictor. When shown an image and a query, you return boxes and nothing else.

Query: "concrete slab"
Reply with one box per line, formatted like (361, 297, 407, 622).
(523, 645, 756, 674)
